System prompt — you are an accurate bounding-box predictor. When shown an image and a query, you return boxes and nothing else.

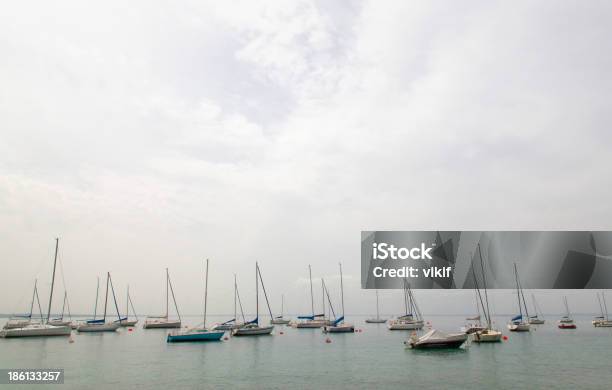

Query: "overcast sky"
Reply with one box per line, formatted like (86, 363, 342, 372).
(1, 0, 611, 319)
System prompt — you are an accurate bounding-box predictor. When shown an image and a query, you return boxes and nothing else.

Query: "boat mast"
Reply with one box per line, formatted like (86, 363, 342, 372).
(477, 244, 492, 329)
(128, 290, 138, 320)
(308, 265, 314, 318)
(203, 259, 209, 328)
(375, 290, 380, 320)
(603, 291, 610, 321)
(256, 262, 274, 321)
(126, 285, 129, 319)
(234, 274, 237, 322)
(403, 278, 409, 316)
(93, 276, 99, 320)
(165, 268, 169, 319)
(339, 262, 345, 320)
(255, 262, 259, 325)
(102, 272, 110, 322)
(108, 273, 122, 320)
(45, 238, 60, 324)
(321, 279, 325, 319)
(513, 263, 523, 319)
(517, 270, 530, 318)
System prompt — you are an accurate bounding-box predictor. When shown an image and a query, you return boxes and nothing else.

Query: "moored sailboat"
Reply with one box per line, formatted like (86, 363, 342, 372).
(294, 265, 325, 328)
(507, 263, 530, 332)
(558, 296, 577, 329)
(232, 262, 275, 336)
(1, 239, 71, 338)
(323, 263, 355, 333)
(365, 290, 387, 324)
(528, 294, 545, 325)
(471, 245, 502, 342)
(3, 279, 42, 330)
(271, 295, 291, 325)
(388, 280, 424, 330)
(593, 291, 612, 327)
(77, 272, 122, 332)
(144, 268, 181, 329)
(116, 285, 138, 327)
(213, 275, 246, 331)
(167, 259, 224, 342)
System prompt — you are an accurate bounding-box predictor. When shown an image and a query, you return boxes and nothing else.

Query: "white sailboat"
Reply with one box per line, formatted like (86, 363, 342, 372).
(507, 263, 530, 332)
(294, 265, 325, 328)
(323, 262, 354, 333)
(271, 295, 291, 325)
(593, 291, 612, 327)
(1, 238, 71, 338)
(77, 272, 122, 332)
(116, 285, 138, 327)
(388, 280, 424, 330)
(213, 275, 246, 331)
(365, 290, 387, 324)
(232, 262, 275, 336)
(528, 294, 545, 325)
(471, 245, 502, 342)
(144, 268, 182, 329)
(558, 296, 577, 329)
(3, 279, 42, 330)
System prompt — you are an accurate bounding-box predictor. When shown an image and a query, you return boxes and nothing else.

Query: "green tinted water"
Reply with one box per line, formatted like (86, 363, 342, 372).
(1, 315, 611, 389)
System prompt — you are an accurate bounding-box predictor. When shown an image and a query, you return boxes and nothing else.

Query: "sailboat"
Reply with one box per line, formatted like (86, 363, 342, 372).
(471, 244, 502, 342)
(593, 291, 612, 327)
(365, 290, 387, 323)
(115, 285, 138, 327)
(0, 239, 71, 338)
(167, 259, 225, 342)
(48, 291, 75, 328)
(294, 265, 325, 328)
(462, 289, 486, 334)
(388, 280, 424, 330)
(213, 275, 246, 331)
(77, 272, 122, 332)
(323, 262, 354, 333)
(558, 296, 577, 329)
(271, 295, 291, 325)
(232, 262, 275, 336)
(3, 280, 42, 330)
(528, 294, 545, 325)
(507, 263, 530, 332)
(144, 268, 181, 329)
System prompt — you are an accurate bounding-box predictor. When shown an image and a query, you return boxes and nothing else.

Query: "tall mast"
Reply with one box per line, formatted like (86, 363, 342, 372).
(339, 262, 345, 319)
(514, 263, 522, 319)
(203, 259, 209, 328)
(308, 265, 314, 317)
(126, 285, 130, 319)
(375, 290, 380, 320)
(321, 279, 325, 318)
(255, 262, 259, 325)
(477, 244, 492, 328)
(93, 276, 99, 320)
(256, 262, 274, 321)
(167, 270, 181, 322)
(45, 238, 60, 323)
(603, 291, 610, 321)
(234, 274, 237, 322)
(108, 273, 122, 320)
(102, 272, 110, 322)
(403, 278, 408, 316)
(165, 268, 169, 319)
(281, 294, 284, 317)
(60, 291, 67, 320)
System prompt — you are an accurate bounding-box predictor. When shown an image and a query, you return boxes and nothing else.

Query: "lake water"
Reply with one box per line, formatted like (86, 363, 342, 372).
(1, 314, 611, 389)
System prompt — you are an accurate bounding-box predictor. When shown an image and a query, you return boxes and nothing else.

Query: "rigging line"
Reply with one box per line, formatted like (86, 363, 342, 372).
(477, 244, 492, 328)
(128, 292, 138, 320)
(322, 280, 336, 319)
(108, 273, 122, 320)
(256, 263, 274, 320)
(35, 282, 44, 321)
(236, 280, 246, 323)
(471, 261, 488, 326)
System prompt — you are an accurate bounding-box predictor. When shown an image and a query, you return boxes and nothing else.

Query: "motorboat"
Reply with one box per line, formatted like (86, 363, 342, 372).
(407, 329, 468, 349)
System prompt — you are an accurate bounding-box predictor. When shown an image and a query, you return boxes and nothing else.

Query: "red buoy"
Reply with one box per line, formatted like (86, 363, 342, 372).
(128, 328, 133, 332)
(503, 335, 508, 341)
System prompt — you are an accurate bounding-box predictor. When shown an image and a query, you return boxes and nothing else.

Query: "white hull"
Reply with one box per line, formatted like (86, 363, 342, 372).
(473, 329, 502, 342)
(388, 319, 424, 330)
(143, 319, 181, 329)
(48, 320, 73, 327)
(271, 319, 291, 325)
(294, 321, 324, 328)
(528, 318, 545, 325)
(3, 320, 34, 329)
(593, 320, 612, 327)
(232, 325, 274, 336)
(0, 324, 71, 338)
(365, 319, 387, 323)
(118, 319, 138, 327)
(507, 322, 530, 332)
(77, 322, 120, 332)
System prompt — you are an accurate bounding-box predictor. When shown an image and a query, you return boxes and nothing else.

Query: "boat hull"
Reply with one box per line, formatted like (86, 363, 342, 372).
(365, 319, 387, 323)
(118, 320, 138, 327)
(77, 322, 120, 332)
(271, 319, 291, 325)
(294, 321, 324, 328)
(232, 325, 274, 336)
(167, 330, 224, 342)
(528, 319, 545, 325)
(593, 320, 612, 327)
(558, 323, 576, 329)
(473, 329, 502, 342)
(143, 320, 181, 329)
(3, 320, 33, 329)
(409, 331, 468, 349)
(507, 322, 530, 332)
(323, 324, 355, 333)
(48, 320, 73, 327)
(388, 320, 424, 330)
(0, 324, 71, 338)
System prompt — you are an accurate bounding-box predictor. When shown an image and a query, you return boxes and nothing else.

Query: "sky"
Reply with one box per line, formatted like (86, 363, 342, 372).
(1, 0, 612, 319)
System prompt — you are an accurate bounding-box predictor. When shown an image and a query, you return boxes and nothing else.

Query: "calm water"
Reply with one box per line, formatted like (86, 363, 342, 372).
(1, 315, 612, 389)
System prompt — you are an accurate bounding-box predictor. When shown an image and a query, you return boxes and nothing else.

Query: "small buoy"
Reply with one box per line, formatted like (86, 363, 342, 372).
(325, 337, 332, 343)
(128, 328, 133, 332)
(223, 336, 229, 340)
(503, 335, 508, 341)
